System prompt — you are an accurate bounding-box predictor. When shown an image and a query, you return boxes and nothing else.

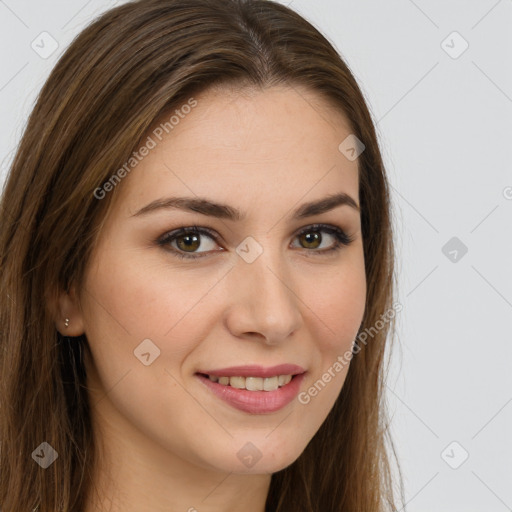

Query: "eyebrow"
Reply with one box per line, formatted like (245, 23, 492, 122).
(131, 192, 360, 221)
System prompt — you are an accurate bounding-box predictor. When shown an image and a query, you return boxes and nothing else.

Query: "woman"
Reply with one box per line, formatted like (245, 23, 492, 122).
(0, 0, 404, 510)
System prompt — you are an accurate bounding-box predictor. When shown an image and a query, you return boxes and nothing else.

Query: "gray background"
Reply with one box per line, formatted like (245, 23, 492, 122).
(1, 1, 511, 510)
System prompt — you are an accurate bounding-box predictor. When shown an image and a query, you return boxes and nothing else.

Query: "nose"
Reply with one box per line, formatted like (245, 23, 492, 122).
(224, 248, 303, 345)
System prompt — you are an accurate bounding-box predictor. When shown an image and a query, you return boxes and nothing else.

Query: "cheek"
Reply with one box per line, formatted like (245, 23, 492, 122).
(79, 254, 220, 456)
(80, 250, 227, 369)
(294, 303, 364, 446)
(305, 259, 367, 354)
(297, 258, 366, 409)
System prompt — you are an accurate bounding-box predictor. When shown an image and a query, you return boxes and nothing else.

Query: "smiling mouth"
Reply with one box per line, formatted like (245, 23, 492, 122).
(196, 373, 295, 391)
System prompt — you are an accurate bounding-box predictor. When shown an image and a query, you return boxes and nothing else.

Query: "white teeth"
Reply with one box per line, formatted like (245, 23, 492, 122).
(229, 376, 246, 389)
(263, 376, 278, 391)
(245, 377, 263, 391)
(278, 375, 292, 386)
(206, 374, 294, 391)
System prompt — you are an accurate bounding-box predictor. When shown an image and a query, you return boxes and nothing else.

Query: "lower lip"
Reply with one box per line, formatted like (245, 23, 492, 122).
(196, 373, 306, 414)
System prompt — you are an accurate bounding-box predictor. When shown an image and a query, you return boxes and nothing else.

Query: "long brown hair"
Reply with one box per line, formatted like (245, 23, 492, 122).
(0, 0, 404, 510)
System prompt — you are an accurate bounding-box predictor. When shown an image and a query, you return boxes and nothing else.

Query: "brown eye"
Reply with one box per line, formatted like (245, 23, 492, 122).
(298, 231, 323, 249)
(175, 233, 201, 253)
(292, 224, 354, 255)
(158, 223, 354, 261)
(158, 226, 220, 259)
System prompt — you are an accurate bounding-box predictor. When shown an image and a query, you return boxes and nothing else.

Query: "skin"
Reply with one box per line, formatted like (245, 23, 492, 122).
(57, 84, 367, 512)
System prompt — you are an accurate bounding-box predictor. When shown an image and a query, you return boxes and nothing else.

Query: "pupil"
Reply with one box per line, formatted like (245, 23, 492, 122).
(304, 232, 320, 248)
(180, 234, 199, 251)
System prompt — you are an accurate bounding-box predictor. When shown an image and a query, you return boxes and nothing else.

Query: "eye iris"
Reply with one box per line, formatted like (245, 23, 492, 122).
(301, 231, 321, 249)
(177, 234, 200, 252)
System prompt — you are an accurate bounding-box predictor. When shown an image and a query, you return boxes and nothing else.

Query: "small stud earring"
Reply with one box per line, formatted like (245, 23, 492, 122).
(64, 318, 70, 328)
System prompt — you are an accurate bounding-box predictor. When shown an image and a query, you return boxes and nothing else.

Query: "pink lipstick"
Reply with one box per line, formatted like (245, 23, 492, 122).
(195, 364, 306, 414)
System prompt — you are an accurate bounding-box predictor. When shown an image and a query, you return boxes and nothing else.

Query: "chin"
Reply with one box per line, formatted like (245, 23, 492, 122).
(199, 436, 307, 475)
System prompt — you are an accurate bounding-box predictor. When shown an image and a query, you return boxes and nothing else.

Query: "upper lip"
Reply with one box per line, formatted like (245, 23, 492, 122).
(197, 364, 306, 378)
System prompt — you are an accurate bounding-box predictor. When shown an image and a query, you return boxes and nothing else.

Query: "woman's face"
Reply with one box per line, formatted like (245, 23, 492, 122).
(74, 84, 366, 476)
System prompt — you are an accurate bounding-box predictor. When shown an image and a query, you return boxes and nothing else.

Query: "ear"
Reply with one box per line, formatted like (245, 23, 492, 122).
(55, 284, 85, 336)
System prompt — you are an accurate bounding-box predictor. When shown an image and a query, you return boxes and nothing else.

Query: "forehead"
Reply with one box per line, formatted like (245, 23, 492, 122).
(112, 85, 360, 218)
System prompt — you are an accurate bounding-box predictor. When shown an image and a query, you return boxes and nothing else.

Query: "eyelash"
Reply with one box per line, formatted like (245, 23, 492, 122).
(157, 223, 355, 260)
